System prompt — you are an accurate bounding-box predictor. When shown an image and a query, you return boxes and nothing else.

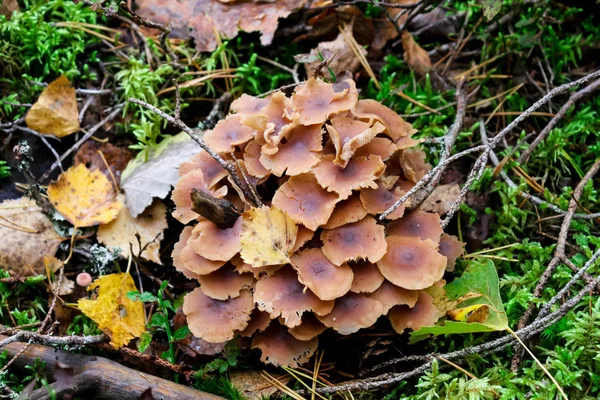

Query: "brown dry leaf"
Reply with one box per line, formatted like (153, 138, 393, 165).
(401, 31, 432, 76)
(0, 0, 19, 19)
(136, 0, 306, 52)
(78, 272, 146, 348)
(74, 141, 133, 185)
(97, 195, 167, 264)
(305, 23, 365, 77)
(229, 370, 280, 400)
(48, 164, 121, 228)
(421, 183, 461, 215)
(25, 76, 80, 138)
(0, 197, 63, 276)
(240, 206, 298, 267)
(371, 0, 420, 50)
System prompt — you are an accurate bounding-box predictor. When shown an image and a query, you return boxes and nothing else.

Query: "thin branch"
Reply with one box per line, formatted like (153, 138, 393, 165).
(0, 331, 107, 349)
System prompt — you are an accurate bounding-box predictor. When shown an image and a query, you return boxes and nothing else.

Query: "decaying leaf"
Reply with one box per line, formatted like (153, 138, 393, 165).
(25, 76, 80, 138)
(401, 31, 432, 76)
(0, 0, 19, 19)
(420, 183, 461, 215)
(74, 141, 133, 185)
(78, 272, 146, 348)
(121, 132, 201, 217)
(135, 0, 306, 52)
(240, 206, 298, 267)
(0, 197, 63, 276)
(97, 195, 167, 264)
(48, 164, 121, 228)
(305, 23, 365, 78)
(229, 370, 281, 400)
(483, 0, 502, 21)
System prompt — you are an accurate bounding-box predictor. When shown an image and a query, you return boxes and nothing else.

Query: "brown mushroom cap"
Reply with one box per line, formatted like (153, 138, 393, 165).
(183, 288, 254, 343)
(377, 236, 447, 290)
(288, 314, 327, 341)
(190, 218, 242, 262)
(368, 281, 419, 314)
(259, 124, 323, 176)
(313, 155, 385, 200)
(251, 323, 318, 368)
(254, 267, 334, 328)
(257, 91, 294, 150)
(197, 265, 254, 300)
(316, 292, 383, 335)
(238, 309, 272, 337)
(291, 248, 354, 301)
(386, 210, 443, 243)
(272, 173, 340, 231)
(243, 140, 271, 178)
(179, 150, 228, 188)
(387, 291, 441, 333)
(438, 233, 465, 272)
(204, 114, 256, 153)
(322, 193, 368, 229)
(179, 241, 225, 276)
(360, 181, 406, 220)
(231, 255, 283, 278)
(351, 99, 417, 142)
(291, 78, 358, 126)
(292, 226, 316, 252)
(172, 170, 228, 224)
(353, 137, 399, 161)
(326, 116, 385, 167)
(349, 261, 385, 294)
(321, 216, 387, 266)
(231, 93, 270, 115)
(172, 226, 201, 280)
(399, 148, 431, 183)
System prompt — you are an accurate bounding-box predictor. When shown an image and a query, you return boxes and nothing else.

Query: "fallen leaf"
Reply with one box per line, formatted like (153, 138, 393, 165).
(135, 0, 306, 52)
(78, 272, 146, 348)
(401, 31, 432, 76)
(97, 195, 167, 264)
(0, 0, 19, 19)
(52, 276, 75, 296)
(371, 0, 420, 50)
(25, 76, 80, 138)
(305, 23, 366, 77)
(229, 370, 280, 400)
(74, 141, 133, 185)
(240, 206, 298, 267)
(0, 197, 63, 276)
(483, 0, 502, 21)
(447, 304, 490, 323)
(420, 183, 461, 214)
(48, 164, 121, 228)
(120, 132, 201, 217)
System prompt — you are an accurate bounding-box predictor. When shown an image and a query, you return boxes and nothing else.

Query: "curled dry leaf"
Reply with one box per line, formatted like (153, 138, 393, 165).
(401, 31, 432, 76)
(97, 195, 168, 264)
(47, 164, 121, 228)
(305, 23, 366, 77)
(0, 197, 63, 276)
(25, 76, 80, 138)
(77, 273, 145, 348)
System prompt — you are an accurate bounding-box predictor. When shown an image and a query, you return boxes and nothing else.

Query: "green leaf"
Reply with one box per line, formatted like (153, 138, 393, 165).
(173, 325, 190, 341)
(148, 312, 168, 329)
(138, 332, 153, 353)
(483, 0, 502, 21)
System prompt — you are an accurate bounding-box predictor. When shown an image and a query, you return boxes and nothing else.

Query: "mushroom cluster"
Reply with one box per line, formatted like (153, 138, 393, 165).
(171, 77, 465, 367)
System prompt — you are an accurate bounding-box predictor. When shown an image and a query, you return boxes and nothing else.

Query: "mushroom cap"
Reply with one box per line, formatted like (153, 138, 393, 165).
(177, 227, 226, 276)
(288, 314, 327, 341)
(190, 218, 242, 262)
(179, 149, 228, 188)
(349, 261, 385, 294)
(387, 291, 442, 333)
(272, 173, 340, 231)
(316, 292, 383, 335)
(243, 140, 271, 178)
(368, 281, 418, 314)
(204, 114, 256, 153)
(360, 181, 406, 220)
(313, 155, 385, 200)
(322, 193, 368, 230)
(259, 124, 323, 176)
(377, 236, 447, 290)
(171, 170, 228, 224)
(292, 226, 316, 252)
(326, 116, 385, 167)
(172, 226, 201, 279)
(351, 99, 417, 142)
(321, 216, 387, 266)
(251, 323, 318, 368)
(231, 255, 283, 278)
(386, 210, 443, 243)
(438, 233, 465, 272)
(254, 267, 334, 328)
(231, 93, 270, 115)
(353, 137, 399, 161)
(291, 78, 358, 126)
(256, 91, 294, 150)
(197, 264, 254, 300)
(183, 288, 254, 343)
(291, 248, 354, 301)
(238, 309, 272, 337)
(399, 148, 431, 183)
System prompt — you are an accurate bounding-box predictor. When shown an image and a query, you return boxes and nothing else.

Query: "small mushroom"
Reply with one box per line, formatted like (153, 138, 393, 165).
(438, 233, 465, 272)
(251, 323, 318, 368)
(231, 255, 283, 278)
(197, 264, 254, 300)
(231, 93, 270, 115)
(257, 91, 294, 150)
(351, 99, 417, 142)
(326, 116, 385, 167)
(242, 140, 271, 178)
(316, 292, 383, 335)
(353, 137, 399, 161)
(172, 170, 228, 224)
(360, 181, 406, 220)
(183, 288, 254, 343)
(172, 226, 200, 279)
(349, 261, 385, 294)
(288, 314, 327, 341)
(387, 291, 442, 333)
(190, 219, 242, 262)
(386, 210, 443, 243)
(291, 78, 358, 126)
(399, 148, 431, 183)
(368, 281, 418, 314)
(204, 114, 256, 153)
(321, 216, 387, 266)
(179, 242, 225, 276)
(313, 155, 385, 200)
(179, 150, 228, 188)
(377, 236, 447, 290)
(291, 248, 354, 301)
(322, 193, 368, 229)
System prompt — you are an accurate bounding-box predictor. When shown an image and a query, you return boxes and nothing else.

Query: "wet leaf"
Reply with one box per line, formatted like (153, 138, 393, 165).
(240, 206, 298, 267)
(48, 164, 121, 228)
(401, 31, 432, 76)
(78, 272, 146, 348)
(0, 197, 63, 276)
(97, 195, 167, 264)
(25, 76, 80, 138)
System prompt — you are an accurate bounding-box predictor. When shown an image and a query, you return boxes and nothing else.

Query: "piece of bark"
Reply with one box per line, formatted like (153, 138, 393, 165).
(191, 188, 239, 229)
(1, 338, 222, 400)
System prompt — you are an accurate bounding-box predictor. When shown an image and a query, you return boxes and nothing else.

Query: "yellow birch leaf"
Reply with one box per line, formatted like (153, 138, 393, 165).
(25, 76, 80, 138)
(447, 304, 490, 324)
(47, 164, 121, 228)
(78, 273, 145, 348)
(240, 206, 298, 267)
(97, 195, 167, 264)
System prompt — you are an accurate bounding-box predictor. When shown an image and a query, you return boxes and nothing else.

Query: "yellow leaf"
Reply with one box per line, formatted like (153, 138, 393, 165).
(48, 164, 121, 228)
(25, 76, 80, 138)
(97, 195, 167, 264)
(447, 304, 490, 324)
(78, 273, 145, 348)
(240, 206, 298, 267)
